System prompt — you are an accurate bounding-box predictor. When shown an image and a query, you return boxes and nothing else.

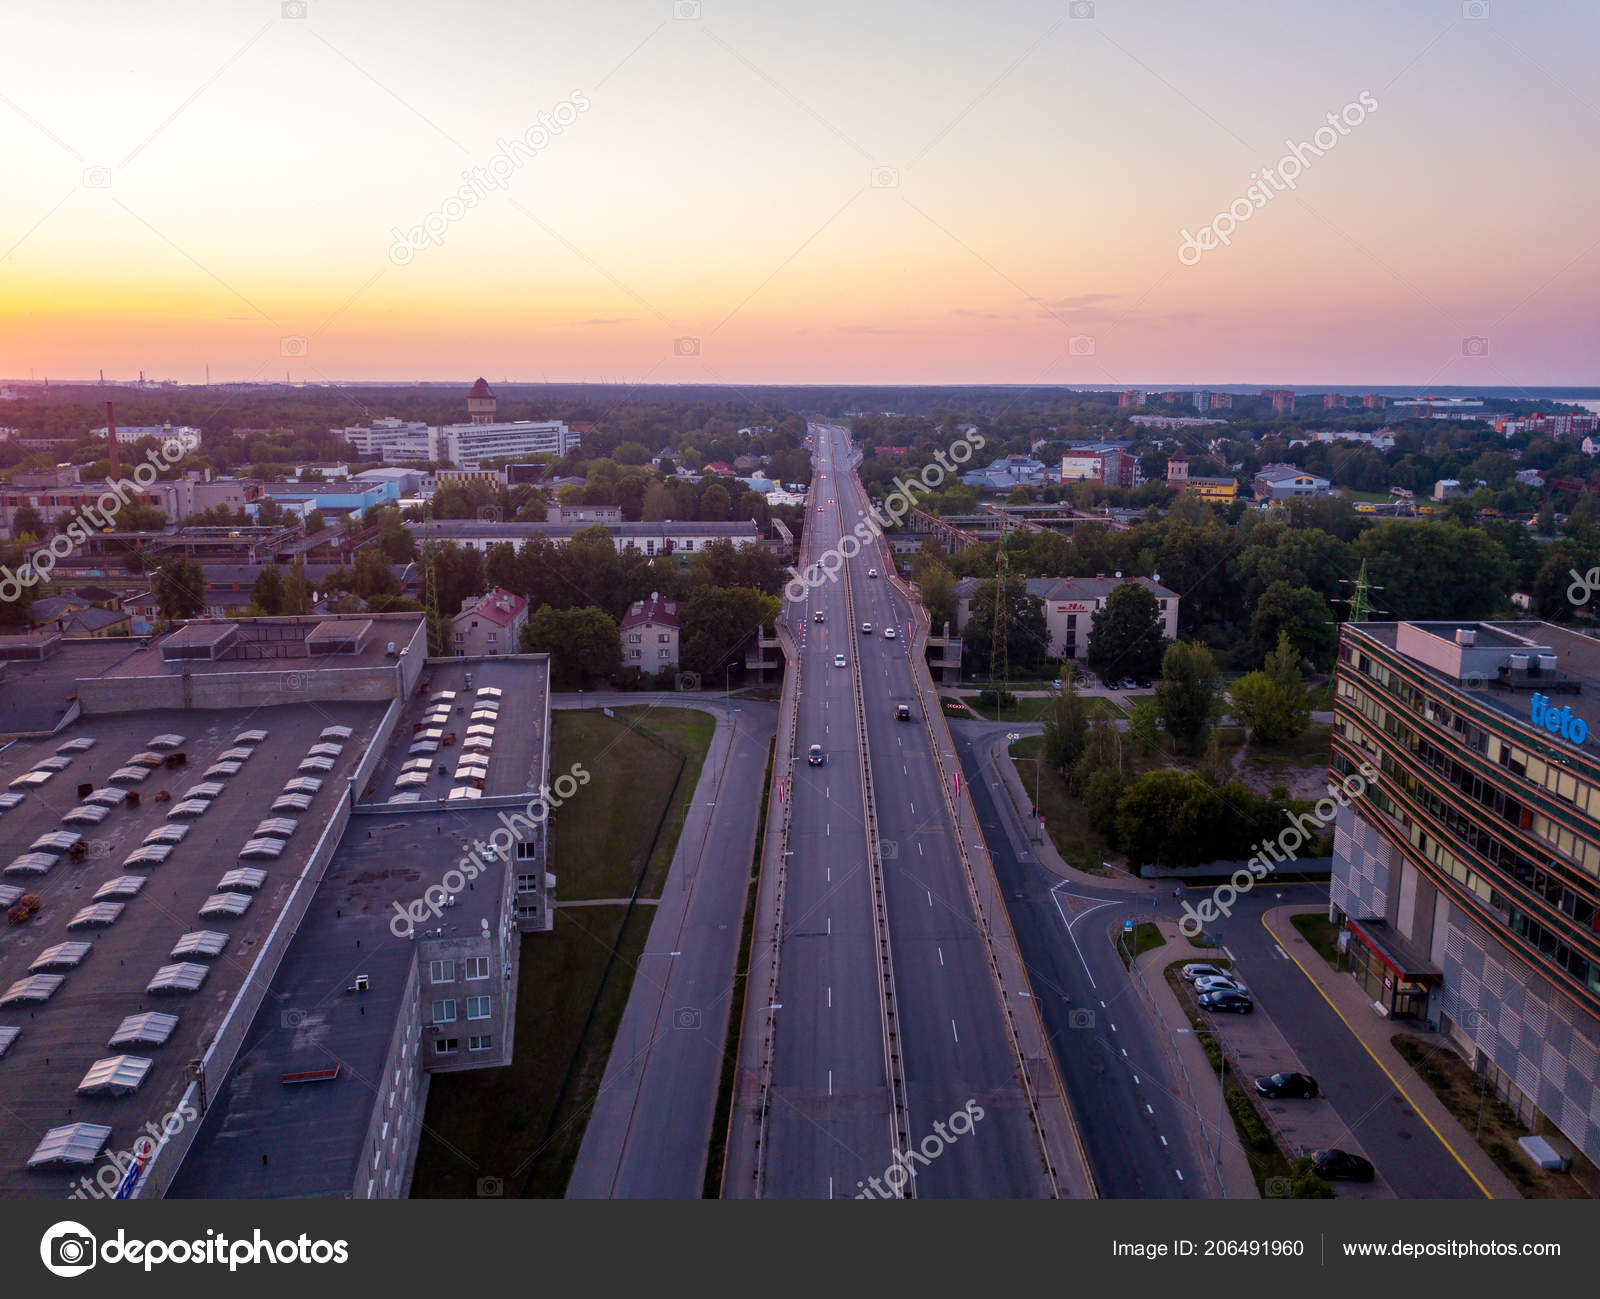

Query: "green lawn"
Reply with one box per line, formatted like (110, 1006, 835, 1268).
(1009, 735, 1114, 875)
(1116, 920, 1165, 968)
(1291, 912, 1344, 967)
(550, 706, 714, 900)
(959, 692, 1124, 722)
(409, 705, 715, 1198)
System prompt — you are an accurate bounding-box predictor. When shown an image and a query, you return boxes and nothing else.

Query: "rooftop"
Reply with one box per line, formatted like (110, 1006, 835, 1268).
(0, 699, 387, 1196)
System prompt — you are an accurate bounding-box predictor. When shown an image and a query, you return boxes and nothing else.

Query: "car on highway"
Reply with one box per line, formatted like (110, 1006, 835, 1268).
(867, 568, 878, 578)
(883, 627, 896, 639)
(1255, 1072, 1319, 1099)
(1181, 962, 1229, 983)
(807, 744, 825, 765)
(896, 704, 911, 721)
(833, 654, 847, 668)
(1312, 1149, 1375, 1182)
(1193, 974, 1248, 996)
(813, 611, 824, 623)
(1197, 989, 1253, 1014)
(861, 622, 872, 634)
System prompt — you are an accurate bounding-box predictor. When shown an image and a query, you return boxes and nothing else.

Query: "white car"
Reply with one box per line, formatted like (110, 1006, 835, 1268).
(1181, 962, 1228, 983)
(1193, 975, 1248, 996)
(861, 623, 872, 635)
(833, 654, 847, 668)
(884, 627, 896, 639)
(867, 568, 878, 578)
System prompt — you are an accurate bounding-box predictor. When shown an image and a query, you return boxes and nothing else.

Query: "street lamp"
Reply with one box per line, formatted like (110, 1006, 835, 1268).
(681, 799, 717, 893)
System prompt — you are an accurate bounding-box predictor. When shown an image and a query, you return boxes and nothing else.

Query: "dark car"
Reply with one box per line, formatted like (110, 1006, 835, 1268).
(1198, 989, 1253, 1014)
(807, 744, 825, 765)
(1255, 1071, 1319, 1099)
(1134, 677, 1152, 689)
(1312, 1149, 1375, 1182)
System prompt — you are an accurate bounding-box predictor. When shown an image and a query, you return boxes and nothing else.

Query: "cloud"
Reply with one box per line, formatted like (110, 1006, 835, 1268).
(1041, 293, 1118, 311)
(573, 316, 635, 327)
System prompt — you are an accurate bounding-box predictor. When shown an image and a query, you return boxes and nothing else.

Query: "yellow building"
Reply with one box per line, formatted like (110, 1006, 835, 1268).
(1180, 475, 1238, 502)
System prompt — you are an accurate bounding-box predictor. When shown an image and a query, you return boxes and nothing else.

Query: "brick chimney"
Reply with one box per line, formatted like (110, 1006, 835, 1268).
(105, 401, 121, 480)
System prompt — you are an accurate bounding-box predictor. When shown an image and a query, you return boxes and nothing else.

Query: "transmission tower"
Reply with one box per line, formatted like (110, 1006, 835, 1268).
(421, 500, 441, 655)
(1336, 558, 1384, 623)
(989, 533, 1010, 693)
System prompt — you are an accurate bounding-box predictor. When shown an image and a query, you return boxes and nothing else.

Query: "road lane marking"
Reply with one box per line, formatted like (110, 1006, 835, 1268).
(1160, 1135, 1168, 1146)
(828, 1070, 833, 1096)
(951, 1019, 959, 1044)
(926, 890, 932, 907)
(1175, 1169, 1183, 1182)
(937, 947, 944, 966)
(1146, 1104, 1154, 1114)
(1109, 1021, 1117, 1032)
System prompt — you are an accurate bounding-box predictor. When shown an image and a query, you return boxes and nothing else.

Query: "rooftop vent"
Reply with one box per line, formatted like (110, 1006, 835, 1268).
(1455, 628, 1476, 646)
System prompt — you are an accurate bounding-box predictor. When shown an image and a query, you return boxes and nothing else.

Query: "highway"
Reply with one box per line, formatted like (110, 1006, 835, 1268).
(758, 423, 1052, 1198)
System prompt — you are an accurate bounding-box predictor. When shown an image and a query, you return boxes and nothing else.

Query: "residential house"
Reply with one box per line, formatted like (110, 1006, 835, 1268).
(620, 592, 681, 674)
(450, 587, 529, 657)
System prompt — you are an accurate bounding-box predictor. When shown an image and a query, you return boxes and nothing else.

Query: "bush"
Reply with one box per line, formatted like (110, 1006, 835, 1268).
(976, 687, 1018, 712)
(1287, 1157, 1336, 1199)
(1227, 1088, 1275, 1153)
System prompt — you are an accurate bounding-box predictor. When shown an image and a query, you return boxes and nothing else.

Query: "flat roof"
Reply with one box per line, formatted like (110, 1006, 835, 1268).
(0, 699, 387, 1196)
(0, 641, 147, 737)
(101, 616, 422, 679)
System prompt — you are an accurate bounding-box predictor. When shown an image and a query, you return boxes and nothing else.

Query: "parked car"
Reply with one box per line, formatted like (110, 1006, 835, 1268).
(833, 654, 847, 668)
(1198, 989, 1253, 1014)
(1134, 677, 1152, 689)
(1120, 678, 1139, 690)
(1255, 1071, 1319, 1100)
(807, 744, 825, 766)
(1193, 975, 1248, 996)
(1181, 962, 1228, 983)
(1312, 1149, 1375, 1182)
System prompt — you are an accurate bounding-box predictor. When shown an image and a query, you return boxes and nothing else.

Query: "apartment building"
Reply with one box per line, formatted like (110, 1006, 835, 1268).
(450, 587, 529, 657)
(952, 574, 1178, 662)
(620, 591, 681, 672)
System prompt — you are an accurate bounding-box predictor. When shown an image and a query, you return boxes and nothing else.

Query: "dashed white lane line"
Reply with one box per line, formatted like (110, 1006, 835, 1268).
(828, 1070, 833, 1096)
(827, 986, 832, 1008)
(951, 1019, 959, 1044)
(1175, 1169, 1184, 1181)
(1132, 1074, 1140, 1084)
(1121, 1048, 1128, 1057)
(926, 890, 932, 907)
(1109, 1021, 1118, 1032)
(827, 917, 831, 935)
(918, 843, 924, 855)
(1146, 1104, 1154, 1114)
(937, 947, 944, 966)
(1274, 944, 1289, 960)
(1160, 1135, 1168, 1146)
(1222, 946, 1235, 961)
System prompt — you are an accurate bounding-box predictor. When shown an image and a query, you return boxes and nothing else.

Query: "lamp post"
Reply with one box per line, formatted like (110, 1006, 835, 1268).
(681, 799, 717, 893)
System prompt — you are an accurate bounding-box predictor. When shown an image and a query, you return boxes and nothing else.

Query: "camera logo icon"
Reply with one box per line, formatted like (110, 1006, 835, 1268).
(476, 1175, 504, 1197)
(282, 0, 308, 17)
(674, 336, 700, 357)
(675, 671, 701, 692)
(41, 1222, 97, 1277)
(280, 336, 309, 358)
(879, 839, 899, 861)
(282, 670, 309, 692)
(81, 167, 111, 189)
(1067, 1007, 1095, 1029)
(674, 1006, 701, 1030)
(476, 504, 503, 523)
(281, 1007, 309, 1029)
(674, 0, 701, 18)
(1264, 1175, 1291, 1198)
(870, 166, 899, 189)
(1462, 335, 1489, 357)
(1068, 334, 1096, 356)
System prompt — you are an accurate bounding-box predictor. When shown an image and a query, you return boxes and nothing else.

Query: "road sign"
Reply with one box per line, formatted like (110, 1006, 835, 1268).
(603, 707, 615, 718)
(1123, 919, 1134, 933)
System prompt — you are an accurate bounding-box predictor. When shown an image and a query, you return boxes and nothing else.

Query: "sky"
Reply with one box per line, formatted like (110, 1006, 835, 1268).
(2, 0, 1597, 388)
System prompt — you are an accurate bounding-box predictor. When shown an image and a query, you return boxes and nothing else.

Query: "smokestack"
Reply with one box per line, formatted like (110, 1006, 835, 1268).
(105, 401, 121, 480)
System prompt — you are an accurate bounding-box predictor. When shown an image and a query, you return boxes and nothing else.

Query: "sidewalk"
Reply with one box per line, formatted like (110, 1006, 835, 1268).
(1262, 904, 1520, 1199)
(1131, 920, 1260, 1199)
(979, 727, 1152, 895)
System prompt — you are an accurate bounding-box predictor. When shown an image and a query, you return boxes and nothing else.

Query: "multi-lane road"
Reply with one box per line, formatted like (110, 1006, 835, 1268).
(756, 423, 1053, 1197)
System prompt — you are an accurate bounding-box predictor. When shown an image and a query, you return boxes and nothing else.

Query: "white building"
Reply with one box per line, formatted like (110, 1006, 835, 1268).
(91, 422, 202, 446)
(435, 420, 579, 470)
(333, 417, 431, 458)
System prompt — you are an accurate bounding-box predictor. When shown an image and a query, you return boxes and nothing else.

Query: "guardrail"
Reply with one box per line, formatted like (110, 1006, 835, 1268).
(879, 536, 1095, 1197)
(841, 498, 914, 1194)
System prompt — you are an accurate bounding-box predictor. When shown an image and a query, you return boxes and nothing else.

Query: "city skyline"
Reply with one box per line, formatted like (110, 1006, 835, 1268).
(3, 0, 1599, 387)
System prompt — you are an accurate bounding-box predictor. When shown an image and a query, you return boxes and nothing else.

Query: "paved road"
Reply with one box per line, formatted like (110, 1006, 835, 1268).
(1201, 890, 1484, 1198)
(562, 694, 776, 1199)
(759, 423, 1050, 1198)
(954, 724, 1208, 1197)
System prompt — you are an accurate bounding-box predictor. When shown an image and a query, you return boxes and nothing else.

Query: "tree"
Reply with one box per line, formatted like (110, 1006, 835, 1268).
(1354, 520, 1514, 621)
(961, 577, 1049, 676)
(1230, 671, 1310, 746)
(251, 565, 286, 616)
(1041, 683, 1089, 776)
(1087, 582, 1166, 681)
(1250, 581, 1335, 669)
(698, 482, 731, 521)
(306, 509, 327, 534)
(10, 505, 45, 541)
(1127, 697, 1162, 756)
(918, 562, 957, 632)
(155, 559, 206, 621)
(1154, 640, 1220, 754)
(520, 604, 621, 688)
(282, 560, 314, 616)
(679, 586, 780, 684)
(352, 547, 400, 599)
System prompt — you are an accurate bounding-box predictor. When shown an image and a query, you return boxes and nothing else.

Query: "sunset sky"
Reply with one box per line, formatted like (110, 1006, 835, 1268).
(2, 0, 1597, 387)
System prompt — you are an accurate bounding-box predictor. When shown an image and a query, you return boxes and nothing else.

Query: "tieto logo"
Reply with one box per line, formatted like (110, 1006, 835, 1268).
(40, 1222, 349, 1275)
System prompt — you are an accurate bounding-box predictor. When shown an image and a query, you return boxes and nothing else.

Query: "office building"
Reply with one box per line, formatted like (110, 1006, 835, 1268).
(1330, 620, 1600, 1170)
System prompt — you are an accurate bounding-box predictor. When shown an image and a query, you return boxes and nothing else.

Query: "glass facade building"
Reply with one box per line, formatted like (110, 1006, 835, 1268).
(1330, 620, 1600, 1170)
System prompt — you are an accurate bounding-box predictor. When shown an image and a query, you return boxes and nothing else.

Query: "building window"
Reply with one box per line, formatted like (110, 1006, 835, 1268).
(453, 632, 464, 643)
(658, 633, 669, 642)
(434, 1038, 458, 1055)
(660, 648, 670, 659)
(429, 959, 454, 983)
(467, 995, 491, 1020)
(465, 956, 489, 980)
(518, 872, 539, 893)
(469, 1035, 492, 1052)
(487, 631, 497, 643)
(431, 999, 457, 1023)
